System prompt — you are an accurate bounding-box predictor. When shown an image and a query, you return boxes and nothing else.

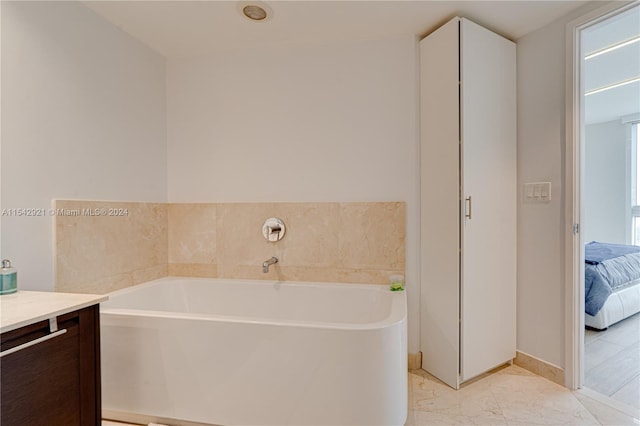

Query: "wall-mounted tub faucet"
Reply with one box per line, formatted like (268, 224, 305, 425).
(262, 218, 286, 242)
(262, 256, 278, 273)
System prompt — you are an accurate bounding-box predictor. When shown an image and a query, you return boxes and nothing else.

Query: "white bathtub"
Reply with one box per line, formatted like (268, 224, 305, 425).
(100, 277, 407, 426)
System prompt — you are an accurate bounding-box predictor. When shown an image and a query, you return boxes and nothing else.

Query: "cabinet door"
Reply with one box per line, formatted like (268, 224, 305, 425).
(419, 17, 461, 389)
(0, 306, 101, 426)
(1, 318, 81, 425)
(460, 18, 517, 382)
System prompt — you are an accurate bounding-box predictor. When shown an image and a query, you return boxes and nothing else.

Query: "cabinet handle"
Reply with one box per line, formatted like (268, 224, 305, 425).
(465, 196, 472, 220)
(0, 329, 67, 358)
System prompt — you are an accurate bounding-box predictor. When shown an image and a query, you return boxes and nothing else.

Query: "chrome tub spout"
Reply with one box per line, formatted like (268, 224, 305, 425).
(262, 256, 278, 273)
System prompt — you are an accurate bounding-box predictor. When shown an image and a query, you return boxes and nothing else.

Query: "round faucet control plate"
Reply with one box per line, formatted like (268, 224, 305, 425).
(262, 217, 286, 242)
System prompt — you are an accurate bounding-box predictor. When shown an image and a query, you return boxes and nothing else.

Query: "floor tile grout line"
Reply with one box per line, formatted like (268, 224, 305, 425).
(585, 314, 640, 407)
(572, 396, 607, 426)
(490, 373, 602, 425)
(485, 379, 511, 426)
(598, 336, 640, 348)
(584, 341, 627, 377)
(610, 373, 640, 399)
(609, 372, 640, 398)
(576, 387, 640, 422)
(585, 354, 640, 397)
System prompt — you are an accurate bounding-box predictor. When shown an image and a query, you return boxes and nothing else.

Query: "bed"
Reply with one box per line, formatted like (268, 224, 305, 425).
(585, 241, 640, 330)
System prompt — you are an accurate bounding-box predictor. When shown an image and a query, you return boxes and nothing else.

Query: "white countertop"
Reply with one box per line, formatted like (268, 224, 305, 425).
(0, 291, 107, 334)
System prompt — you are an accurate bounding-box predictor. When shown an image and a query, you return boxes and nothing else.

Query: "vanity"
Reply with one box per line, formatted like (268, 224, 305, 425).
(0, 291, 107, 426)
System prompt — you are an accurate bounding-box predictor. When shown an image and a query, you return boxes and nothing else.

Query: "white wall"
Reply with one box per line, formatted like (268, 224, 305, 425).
(516, 3, 603, 368)
(584, 120, 629, 244)
(166, 37, 421, 352)
(0, 1, 167, 291)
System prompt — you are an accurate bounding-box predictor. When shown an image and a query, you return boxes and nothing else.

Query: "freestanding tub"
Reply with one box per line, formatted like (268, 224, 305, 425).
(100, 277, 407, 426)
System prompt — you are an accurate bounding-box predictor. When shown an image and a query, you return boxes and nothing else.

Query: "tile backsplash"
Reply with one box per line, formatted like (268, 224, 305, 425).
(55, 200, 405, 294)
(168, 203, 218, 278)
(55, 200, 168, 294)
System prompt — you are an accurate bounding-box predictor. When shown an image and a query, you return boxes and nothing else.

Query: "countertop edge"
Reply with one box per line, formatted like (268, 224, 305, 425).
(1, 294, 108, 334)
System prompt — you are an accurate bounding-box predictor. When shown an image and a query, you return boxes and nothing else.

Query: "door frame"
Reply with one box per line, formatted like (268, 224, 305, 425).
(564, 0, 639, 390)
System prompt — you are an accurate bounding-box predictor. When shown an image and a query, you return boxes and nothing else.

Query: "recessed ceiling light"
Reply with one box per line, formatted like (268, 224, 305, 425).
(585, 36, 640, 60)
(243, 5, 267, 21)
(585, 77, 640, 96)
(239, 2, 273, 22)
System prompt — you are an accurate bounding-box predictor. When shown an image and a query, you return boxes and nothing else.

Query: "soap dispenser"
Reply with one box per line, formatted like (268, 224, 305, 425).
(1, 259, 17, 294)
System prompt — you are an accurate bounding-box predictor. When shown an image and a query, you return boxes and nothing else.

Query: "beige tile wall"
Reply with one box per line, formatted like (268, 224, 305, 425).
(168, 203, 217, 277)
(55, 200, 405, 293)
(213, 202, 405, 283)
(55, 200, 168, 294)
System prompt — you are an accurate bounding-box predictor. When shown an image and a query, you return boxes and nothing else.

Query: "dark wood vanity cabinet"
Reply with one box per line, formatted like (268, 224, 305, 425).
(0, 305, 101, 426)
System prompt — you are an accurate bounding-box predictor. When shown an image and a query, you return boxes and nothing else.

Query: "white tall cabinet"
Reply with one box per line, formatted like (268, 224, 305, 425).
(419, 17, 516, 389)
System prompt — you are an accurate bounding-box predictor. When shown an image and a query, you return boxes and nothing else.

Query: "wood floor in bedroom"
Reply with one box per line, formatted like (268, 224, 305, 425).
(585, 312, 640, 410)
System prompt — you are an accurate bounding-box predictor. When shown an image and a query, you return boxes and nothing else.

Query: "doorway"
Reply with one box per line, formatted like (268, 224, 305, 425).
(567, 0, 640, 412)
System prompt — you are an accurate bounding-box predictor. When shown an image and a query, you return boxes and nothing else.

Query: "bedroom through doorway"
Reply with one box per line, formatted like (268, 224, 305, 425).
(581, 4, 640, 411)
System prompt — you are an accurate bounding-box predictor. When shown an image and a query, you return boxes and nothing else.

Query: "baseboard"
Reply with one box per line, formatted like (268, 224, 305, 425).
(514, 350, 564, 386)
(408, 351, 422, 370)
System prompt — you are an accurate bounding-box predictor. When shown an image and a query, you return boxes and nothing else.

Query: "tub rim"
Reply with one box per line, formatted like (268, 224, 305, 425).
(100, 276, 407, 331)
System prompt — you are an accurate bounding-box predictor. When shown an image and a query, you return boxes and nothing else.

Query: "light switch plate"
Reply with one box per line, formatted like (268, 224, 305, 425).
(524, 182, 551, 202)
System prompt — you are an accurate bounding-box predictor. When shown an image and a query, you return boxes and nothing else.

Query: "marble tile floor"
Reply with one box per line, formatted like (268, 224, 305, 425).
(407, 365, 640, 426)
(103, 365, 640, 426)
(585, 313, 640, 411)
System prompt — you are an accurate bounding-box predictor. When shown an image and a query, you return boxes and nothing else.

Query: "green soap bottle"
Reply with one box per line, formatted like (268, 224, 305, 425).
(1, 259, 18, 295)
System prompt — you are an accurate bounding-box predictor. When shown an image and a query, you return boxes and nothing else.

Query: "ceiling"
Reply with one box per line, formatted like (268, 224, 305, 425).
(84, 0, 593, 58)
(83, 0, 637, 124)
(583, 5, 640, 125)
